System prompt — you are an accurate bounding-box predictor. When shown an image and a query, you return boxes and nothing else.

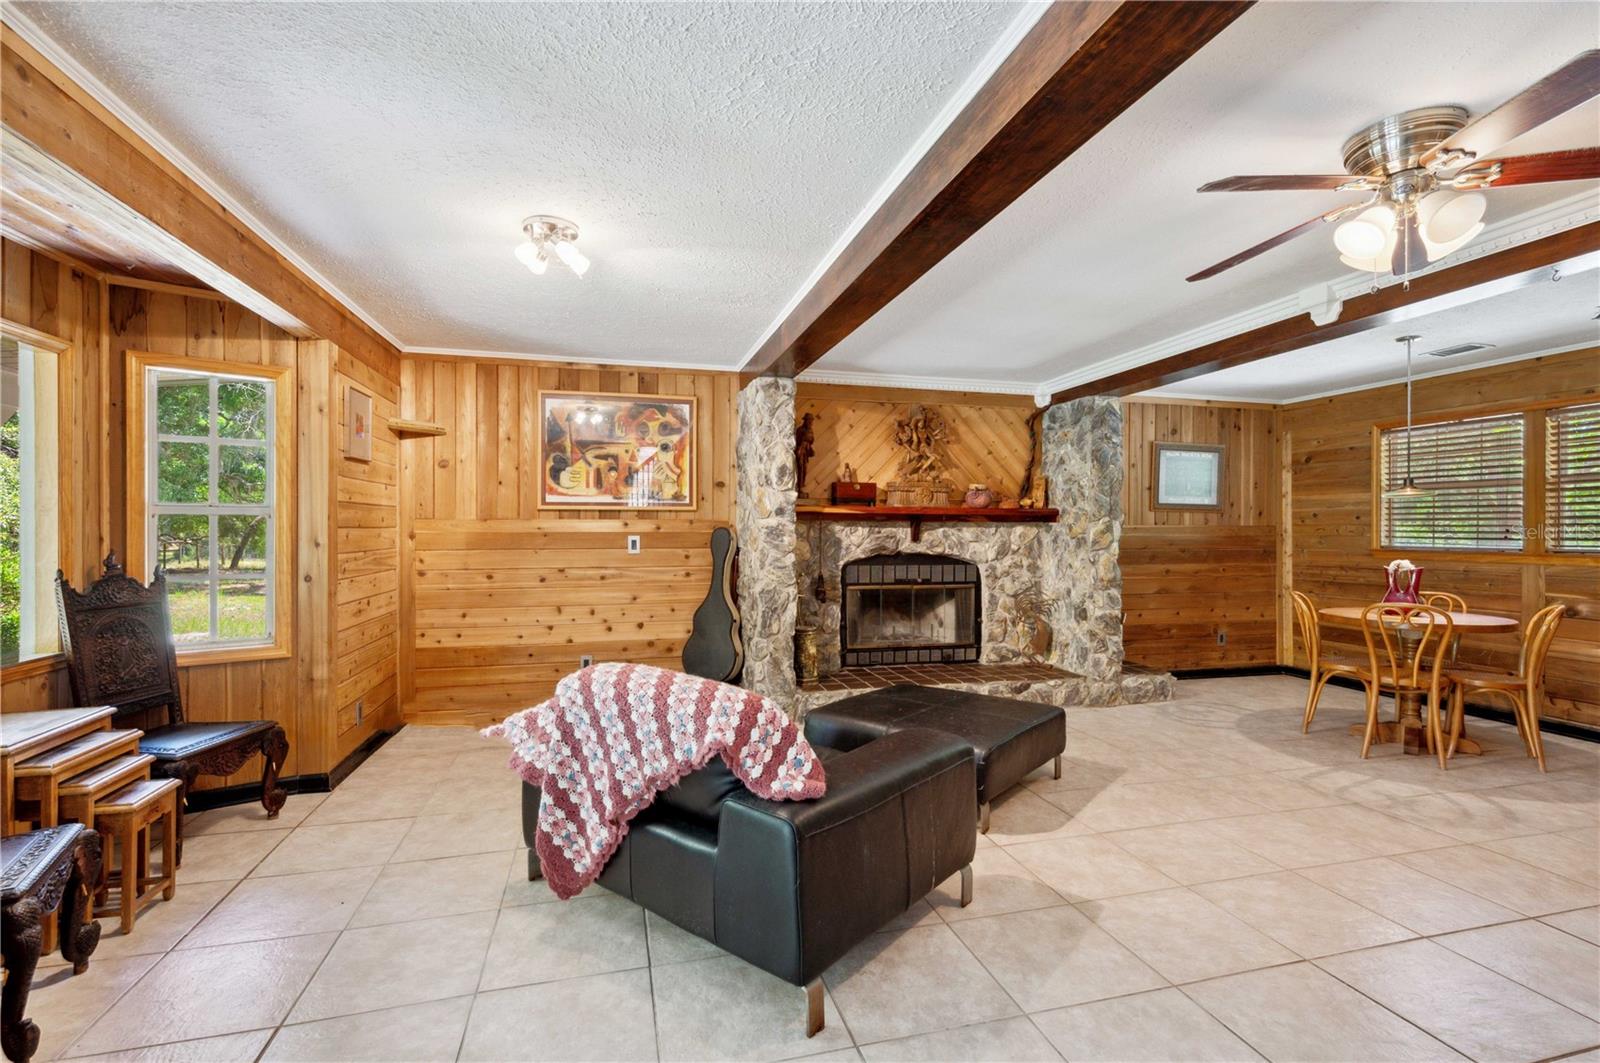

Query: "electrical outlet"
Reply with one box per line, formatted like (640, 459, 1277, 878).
(580, 655, 594, 668)
(1216, 631, 1228, 646)
(355, 699, 364, 724)
(626, 534, 641, 554)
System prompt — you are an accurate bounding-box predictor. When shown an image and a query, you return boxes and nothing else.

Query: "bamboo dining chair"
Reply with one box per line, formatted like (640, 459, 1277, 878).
(1445, 603, 1567, 772)
(1356, 603, 1456, 767)
(1423, 591, 1468, 612)
(1291, 591, 1367, 732)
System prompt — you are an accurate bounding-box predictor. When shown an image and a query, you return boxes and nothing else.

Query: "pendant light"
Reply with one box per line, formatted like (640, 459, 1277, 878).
(1384, 334, 1428, 498)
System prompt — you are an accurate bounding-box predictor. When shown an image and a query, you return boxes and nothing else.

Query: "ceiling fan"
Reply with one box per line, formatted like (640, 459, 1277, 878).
(1188, 50, 1600, 283)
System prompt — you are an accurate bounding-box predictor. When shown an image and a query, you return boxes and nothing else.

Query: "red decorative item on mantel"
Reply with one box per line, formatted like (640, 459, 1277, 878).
(1382, 559, 1424, 603)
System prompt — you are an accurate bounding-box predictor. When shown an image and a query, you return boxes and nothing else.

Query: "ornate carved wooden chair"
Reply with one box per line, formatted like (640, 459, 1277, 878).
(55, 553, 289, 860)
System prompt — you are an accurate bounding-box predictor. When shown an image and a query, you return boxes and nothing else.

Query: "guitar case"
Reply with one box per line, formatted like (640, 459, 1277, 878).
(682, 526, 743, 683)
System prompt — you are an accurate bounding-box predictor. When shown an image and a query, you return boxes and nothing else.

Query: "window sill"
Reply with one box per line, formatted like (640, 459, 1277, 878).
(174, 643, 292, 667)
(1370, 548, 1597, 567)
(0, 653, 65, 682)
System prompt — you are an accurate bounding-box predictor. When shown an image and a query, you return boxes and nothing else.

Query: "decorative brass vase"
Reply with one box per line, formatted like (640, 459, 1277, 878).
(795, 626, 821, 683)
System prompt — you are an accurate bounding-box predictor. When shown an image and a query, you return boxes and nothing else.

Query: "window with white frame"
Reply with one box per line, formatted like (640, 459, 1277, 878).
(146, 368, 276, 647)
(1, 333, 62, 665)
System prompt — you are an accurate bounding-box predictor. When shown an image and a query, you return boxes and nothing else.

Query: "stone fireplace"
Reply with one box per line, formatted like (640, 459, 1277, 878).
(840, 554, 980, 667)
(735, 377, 1173, 715)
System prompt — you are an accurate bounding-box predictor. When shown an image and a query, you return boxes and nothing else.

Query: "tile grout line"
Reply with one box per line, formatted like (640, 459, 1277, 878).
(56, 802, 300, 1060)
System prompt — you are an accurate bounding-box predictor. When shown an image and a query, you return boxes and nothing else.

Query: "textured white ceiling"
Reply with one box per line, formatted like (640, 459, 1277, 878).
(1143, 268, 1600, 404)
(11, 0, 1024, 365)
(812, 1, 1600, 392)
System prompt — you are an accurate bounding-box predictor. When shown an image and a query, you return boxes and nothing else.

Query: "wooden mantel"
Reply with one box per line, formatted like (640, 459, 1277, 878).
(796, 504, 1059, 542)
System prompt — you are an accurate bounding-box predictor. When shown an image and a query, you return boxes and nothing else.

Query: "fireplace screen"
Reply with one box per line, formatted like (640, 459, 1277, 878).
(841, 555, 980, 666)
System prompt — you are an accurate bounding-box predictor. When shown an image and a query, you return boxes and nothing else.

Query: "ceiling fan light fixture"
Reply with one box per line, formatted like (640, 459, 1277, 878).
(1338, 225, 1398, 273)
(1333, 205, 1395, 259)
(1422, 219, 1485, 262)
(1418, 190, 1486, 245)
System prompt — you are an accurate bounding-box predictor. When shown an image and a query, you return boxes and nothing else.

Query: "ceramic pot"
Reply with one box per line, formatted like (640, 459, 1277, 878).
(963, 484, 995, 509)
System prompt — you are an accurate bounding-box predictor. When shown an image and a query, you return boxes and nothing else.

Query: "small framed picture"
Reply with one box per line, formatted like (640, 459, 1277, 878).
(346, 386, 373, 462)
(538, 390, 696, 509)
(1153, 442, 1223, 509)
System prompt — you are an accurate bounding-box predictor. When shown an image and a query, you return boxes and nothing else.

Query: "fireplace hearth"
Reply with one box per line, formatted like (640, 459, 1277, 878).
(841, 554, 979, 666)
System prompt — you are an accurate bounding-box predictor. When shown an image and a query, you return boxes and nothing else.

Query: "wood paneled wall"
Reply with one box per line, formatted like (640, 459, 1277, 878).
(335, 352, 400, 760)
(1281, 348, 1600, 728)
(795, 383, 1036, 501)
(398, 356, 738, 726)
(1119, 400, 1280, 671)
(0, 239, 399, 784)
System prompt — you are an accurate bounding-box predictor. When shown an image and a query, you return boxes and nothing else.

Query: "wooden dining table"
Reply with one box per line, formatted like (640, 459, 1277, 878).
(1317, 606, 1519, 756)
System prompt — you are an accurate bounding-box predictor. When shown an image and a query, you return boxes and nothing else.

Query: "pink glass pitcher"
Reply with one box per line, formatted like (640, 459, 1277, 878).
(1382, 563, 1424, 604)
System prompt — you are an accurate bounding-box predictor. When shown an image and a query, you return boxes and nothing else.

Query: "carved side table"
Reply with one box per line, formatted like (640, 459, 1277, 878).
(1, 825, 103, 1063)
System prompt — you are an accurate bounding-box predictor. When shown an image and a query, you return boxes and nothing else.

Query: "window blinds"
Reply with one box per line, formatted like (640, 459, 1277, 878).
(1546, 402, 1600, 553)
(1380, 413, 1525, 551)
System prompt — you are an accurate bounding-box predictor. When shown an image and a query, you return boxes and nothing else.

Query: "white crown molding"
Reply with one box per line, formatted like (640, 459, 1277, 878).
(795, 366, 1038, 396)
(735, 2, 1052, 373)
(400, 345, 740, 373)
(0, 3, 408, 352)
(1143, 339, 1598, 406)
(1033, 189, 1600, 400)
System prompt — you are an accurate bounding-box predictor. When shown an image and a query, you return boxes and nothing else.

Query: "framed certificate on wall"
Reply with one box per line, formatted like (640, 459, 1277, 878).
(1153, 442, 1224, 510)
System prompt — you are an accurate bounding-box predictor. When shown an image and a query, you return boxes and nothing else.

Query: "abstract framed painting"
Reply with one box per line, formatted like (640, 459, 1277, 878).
(537, 390, 696, 509)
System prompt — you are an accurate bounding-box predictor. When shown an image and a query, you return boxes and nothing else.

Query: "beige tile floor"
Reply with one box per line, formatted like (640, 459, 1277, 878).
(22, 676, 1600, 1062)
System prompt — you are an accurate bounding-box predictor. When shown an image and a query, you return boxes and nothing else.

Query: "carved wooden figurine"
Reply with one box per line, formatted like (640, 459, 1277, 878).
(795, 413, 817, 496)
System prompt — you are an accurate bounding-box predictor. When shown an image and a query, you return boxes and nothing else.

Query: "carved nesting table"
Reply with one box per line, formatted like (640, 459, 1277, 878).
(1, 824, 103, 1063)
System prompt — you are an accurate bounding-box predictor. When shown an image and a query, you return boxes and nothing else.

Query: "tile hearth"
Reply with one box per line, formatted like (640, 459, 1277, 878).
(800, 662, 1074, 694)
(18, 675, 1600, 1062)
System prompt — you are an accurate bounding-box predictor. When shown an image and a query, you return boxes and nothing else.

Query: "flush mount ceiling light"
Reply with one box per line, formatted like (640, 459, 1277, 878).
(515, 215, 590, 278)
(1187, 49, 1600, 284)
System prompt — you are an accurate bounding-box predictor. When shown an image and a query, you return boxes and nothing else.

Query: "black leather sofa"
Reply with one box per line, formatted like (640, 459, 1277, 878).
(521, 725, 977, 1036)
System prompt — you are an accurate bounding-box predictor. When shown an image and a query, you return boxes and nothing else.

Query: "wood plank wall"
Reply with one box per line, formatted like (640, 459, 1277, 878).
(0, 239, 398, 783)
(1119, 400, 1280, 671)
(334, 351, 400, 760)
(397, 356, 738, 726)
(795, 383, 1036, 501)
(1281, 347, 1600, 728)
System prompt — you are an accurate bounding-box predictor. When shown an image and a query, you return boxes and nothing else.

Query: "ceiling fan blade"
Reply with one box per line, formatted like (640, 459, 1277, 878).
(1197, 175, 1361, 192)
(1458, 147, 1600, 187)
(1423, 50, 1600, 168)
(1186, 213, 1329, 282)
(1391, 210, 1422, 277)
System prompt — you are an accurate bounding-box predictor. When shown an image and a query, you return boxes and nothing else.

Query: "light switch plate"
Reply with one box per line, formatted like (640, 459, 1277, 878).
(627, 534, 641, 554)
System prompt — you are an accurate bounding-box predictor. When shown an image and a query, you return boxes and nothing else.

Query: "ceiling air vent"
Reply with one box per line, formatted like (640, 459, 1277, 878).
(1418, 342, 1497, 359)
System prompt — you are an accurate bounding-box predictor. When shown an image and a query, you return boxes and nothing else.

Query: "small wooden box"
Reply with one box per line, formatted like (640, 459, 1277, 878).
(831, 481, 877, 505)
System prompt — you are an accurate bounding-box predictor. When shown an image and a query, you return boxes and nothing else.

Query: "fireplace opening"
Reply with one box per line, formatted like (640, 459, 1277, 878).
(841, 554, 980, 666)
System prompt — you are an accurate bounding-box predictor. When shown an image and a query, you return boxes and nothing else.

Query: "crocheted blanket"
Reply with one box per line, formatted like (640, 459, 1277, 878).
(484, 663, 827, 899)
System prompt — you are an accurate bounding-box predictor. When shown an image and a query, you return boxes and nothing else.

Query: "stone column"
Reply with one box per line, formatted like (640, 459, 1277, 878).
(735, 377, 799, 708)
(1041, 397, 1124, 683)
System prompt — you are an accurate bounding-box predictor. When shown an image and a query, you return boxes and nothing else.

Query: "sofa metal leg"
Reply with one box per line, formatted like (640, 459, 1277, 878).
(1053, 755, 1062, 781)
(805, 978, 824, 1038)
(960, 864, 973, 908)
(527, 850, 543, 882)
(978, 801, 991, 834)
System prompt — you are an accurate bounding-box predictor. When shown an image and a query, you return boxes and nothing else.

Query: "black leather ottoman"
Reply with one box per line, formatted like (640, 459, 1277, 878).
(804, 684, 1066, 833)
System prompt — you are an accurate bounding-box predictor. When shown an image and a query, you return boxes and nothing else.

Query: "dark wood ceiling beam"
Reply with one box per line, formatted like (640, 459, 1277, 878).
(1049, 221, 1600, 402)
(739, 0, 1253, 385)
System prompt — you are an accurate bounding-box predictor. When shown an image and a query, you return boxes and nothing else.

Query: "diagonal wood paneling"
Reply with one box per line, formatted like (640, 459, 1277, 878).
(796, 384, 1036, 501)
